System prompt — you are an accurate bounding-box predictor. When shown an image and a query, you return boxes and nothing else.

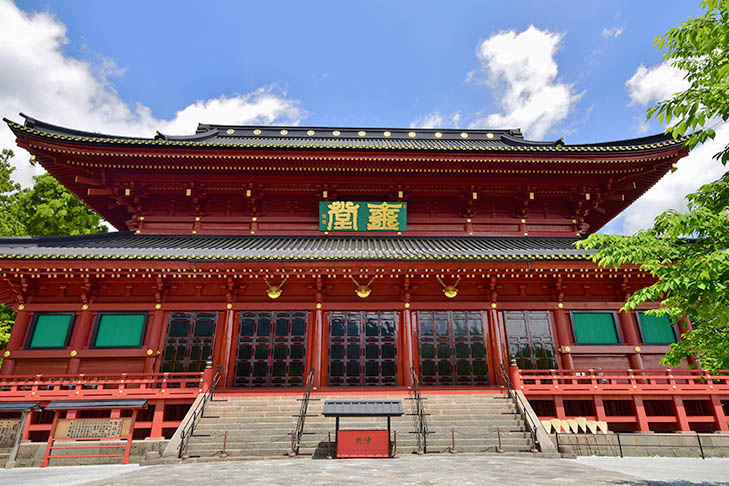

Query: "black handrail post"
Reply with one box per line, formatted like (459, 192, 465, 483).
(178, 365, 223, 460)
(616, 432, 623, 458)
(697, 432, 705, 459)
(291, 368, 315, 456)
(500, 363, 541, 453)
(410, 366, 429, 454)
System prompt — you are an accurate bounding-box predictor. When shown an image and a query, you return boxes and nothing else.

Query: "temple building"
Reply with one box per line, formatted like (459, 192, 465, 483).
(0, 114, 727, 464)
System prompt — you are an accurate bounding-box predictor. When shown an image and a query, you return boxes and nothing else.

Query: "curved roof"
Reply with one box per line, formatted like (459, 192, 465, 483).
(0, 232, 590, 262)
(4, 114, 684, 155)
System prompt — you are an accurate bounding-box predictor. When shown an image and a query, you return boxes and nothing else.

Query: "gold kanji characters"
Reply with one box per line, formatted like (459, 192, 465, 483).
(326, 201, 360, 231)
(367, 202, 403, 231)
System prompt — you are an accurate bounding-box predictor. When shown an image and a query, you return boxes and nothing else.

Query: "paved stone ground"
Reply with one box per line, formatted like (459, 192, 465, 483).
(1, 456, 728, 486)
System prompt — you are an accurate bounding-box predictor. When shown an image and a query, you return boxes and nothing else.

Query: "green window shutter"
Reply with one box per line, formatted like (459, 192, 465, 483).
(28, 314, 73, 348)
(94, 313, 146, 347)
(638, 312, 677, 344)
(572, 312, 619, 344)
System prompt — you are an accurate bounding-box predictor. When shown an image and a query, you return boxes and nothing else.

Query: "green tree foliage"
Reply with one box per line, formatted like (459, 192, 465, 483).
(648, 0, 729, 163)
(578, 0, 729, 370)
(0, 149, 25, 236)
(0, 150, 106, 362)
(19, 173, 107, 236)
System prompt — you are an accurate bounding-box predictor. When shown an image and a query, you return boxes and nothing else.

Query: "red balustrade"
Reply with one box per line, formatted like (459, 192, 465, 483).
(0, 371, 210, 401)
(516, 368, 729, 396)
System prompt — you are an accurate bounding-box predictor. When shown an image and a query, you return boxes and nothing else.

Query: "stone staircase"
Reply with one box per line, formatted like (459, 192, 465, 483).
(183, 391, 556, 460)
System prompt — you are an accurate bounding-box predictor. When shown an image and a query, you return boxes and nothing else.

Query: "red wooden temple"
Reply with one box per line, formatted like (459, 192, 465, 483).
(0, 114, 727, 455)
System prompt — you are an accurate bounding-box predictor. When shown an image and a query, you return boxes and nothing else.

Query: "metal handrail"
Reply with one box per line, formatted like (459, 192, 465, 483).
(410, 367, 430, 453)
(178, 364, 222, 459)
(499, 363, 540, 452)
(290, 369, 315, 456)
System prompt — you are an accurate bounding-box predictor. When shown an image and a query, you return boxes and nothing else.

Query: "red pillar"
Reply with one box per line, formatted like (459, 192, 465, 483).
(149, 399, 165, 440)
(710, 396, 729, 432)
(553, 309, 574, 369)
(633, 396, 651, 432)
(1, 310, 31, 375)
(66, 310, 91, 375)
(144, 310, 166, 373)
(678, 316, 699, 368)
(220, 309, 235, 387)
(617, 311, 644, 370)
(554, 396, 567, 420)
(594, 396, 607, 422)
(673, 396, 692, 432)
(401, 308, 414, 387)
(489, 309, 505, 373)
(313, 309, 324, 387)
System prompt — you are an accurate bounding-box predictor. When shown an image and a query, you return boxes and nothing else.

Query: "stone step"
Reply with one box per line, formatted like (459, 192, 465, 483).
(183, 392, 541, 459)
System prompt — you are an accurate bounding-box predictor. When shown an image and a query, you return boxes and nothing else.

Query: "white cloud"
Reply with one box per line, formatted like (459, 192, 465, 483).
(625, 62, 689, 106)
(601, 26, 624, 39)
(603, 61, 727, 235)
(607, 123, 729, 235)
(0, 0, 303, 186)
(409, 111, 461, 129)
(468, 26, 581, 139)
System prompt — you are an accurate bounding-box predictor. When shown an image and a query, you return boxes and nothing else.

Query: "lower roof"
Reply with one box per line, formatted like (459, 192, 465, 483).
(0, 232, 589, 262)
(44, 400, 147, 410)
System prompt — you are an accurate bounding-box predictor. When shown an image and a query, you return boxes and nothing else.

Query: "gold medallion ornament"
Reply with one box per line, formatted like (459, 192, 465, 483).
(351, 276, 376, 299)
(436, 275, 461, 299)
(264, 275, 289, 299)
(70, 350, 77, 357)
(2, 351, 9, 358)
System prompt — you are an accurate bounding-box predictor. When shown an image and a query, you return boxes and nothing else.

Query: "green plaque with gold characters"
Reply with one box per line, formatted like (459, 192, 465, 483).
(319, 201, 407, 232)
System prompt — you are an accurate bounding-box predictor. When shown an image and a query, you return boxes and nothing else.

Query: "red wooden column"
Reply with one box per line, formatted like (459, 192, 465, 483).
(710, 395, 729, 432)
(633, 396, 651, 432)
(594, 396, 608, 422)
(313, 308, 324, 387)
(401, 308, 414, 387)
(1, 309, 31, 375)
(148, 399, 166, 440)
(144, 308, 167, 373)
(673, 396, 692, 432)
(66, 309, 92, 375)
(678, 316, 699, 368)
(617, 311, 644, 370)
(488, 308, 505, 386)
(221, 308, 235, 387)
(552, 308, 574, 369)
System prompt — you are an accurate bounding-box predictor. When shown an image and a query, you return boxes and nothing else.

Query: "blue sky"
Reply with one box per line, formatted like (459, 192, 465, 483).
(2, 0, 726, 233)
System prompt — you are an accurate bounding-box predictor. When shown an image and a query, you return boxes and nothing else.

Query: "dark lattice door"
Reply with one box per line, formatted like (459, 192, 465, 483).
(417, 311, 489, 385)
(328, 311, 397, 386)
(233, 311, 308, 387)
(503, 310, 557, 369)
(161, 312, 218, 373)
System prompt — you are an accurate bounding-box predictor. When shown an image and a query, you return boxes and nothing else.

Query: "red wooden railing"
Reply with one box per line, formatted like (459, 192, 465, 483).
(0, 370, 212, 401)
(513, 368, 729, 396)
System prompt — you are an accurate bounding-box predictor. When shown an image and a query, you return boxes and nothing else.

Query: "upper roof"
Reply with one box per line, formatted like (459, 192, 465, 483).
(4, 114, 684, 154)
(0, 231, 589, 262)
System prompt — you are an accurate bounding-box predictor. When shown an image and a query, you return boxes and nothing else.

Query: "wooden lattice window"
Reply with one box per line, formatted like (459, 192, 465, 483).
(328, 311, 397, 386)
(233, 311, 308, 387)
(161, 312, 218, 373)
(417, 311, 488, 386)
(503, 310, 557, 370)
